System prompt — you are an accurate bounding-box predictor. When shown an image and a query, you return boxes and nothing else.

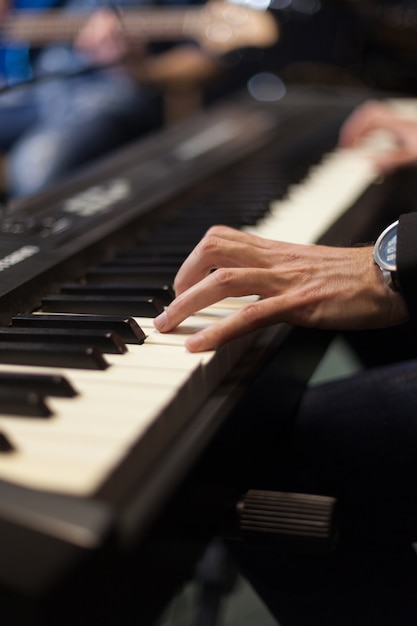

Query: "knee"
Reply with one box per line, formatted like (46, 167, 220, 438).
(7, 131, 65, 197)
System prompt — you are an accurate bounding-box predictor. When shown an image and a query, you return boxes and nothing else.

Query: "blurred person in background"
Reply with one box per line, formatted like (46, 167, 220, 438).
(0, 0, 219, 200)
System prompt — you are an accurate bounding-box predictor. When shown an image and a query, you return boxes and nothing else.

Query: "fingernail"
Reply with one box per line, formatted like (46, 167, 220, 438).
(154, 311, 167, 330)
(186, 333, 204, 351)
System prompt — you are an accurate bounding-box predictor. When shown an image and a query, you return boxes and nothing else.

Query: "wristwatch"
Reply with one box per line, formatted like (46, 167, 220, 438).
(373, 220, 399, 291)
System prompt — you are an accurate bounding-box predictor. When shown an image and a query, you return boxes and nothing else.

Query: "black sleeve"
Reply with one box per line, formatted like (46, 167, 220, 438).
(397, 212, 417, 319)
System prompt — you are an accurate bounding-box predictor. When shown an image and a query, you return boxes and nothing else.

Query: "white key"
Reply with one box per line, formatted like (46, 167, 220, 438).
(244, 146, 381, 244)
(0, 298, 255, 495)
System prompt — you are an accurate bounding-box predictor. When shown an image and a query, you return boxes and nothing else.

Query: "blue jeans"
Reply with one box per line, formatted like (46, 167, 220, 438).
(0, 59, 161, 197)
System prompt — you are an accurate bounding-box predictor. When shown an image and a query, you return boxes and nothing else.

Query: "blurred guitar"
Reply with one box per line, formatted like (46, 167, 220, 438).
(1, 1, 279, 56)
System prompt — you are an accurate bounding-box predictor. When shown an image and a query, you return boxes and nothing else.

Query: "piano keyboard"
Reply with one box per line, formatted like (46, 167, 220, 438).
(0, 87, 413, 598)
(244, 140, 382, 243)
(0, 310, 257, 495)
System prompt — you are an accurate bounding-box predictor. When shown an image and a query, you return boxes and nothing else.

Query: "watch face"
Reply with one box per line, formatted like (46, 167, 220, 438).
(374, 221, 398, 272)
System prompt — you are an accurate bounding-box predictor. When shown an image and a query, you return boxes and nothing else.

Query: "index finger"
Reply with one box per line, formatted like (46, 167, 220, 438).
(174, 225, 274, 295)
(156, 266, 267, 334)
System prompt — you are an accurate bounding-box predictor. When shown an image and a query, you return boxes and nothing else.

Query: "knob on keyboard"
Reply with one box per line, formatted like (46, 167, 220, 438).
(236, 489, 338, 554)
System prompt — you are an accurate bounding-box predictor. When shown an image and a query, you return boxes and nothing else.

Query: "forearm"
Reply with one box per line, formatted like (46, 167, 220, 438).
(140, 45, 220, 86)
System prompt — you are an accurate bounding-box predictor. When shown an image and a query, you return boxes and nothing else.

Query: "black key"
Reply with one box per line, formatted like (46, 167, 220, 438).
(85, 267, 175, 286)
(61, 284, 175, 305)
(93, 265, 178, 275)
(143, 230, 204, 244)
(0, 390, 52, 418)
(0, 343, 108, 370)
(0, 328, 127, 354)
(12, 315, 146, 344)
(0, 372, 77, 397)
(129, 243, 193, 256)
(41, 295, 164, 317)
(0, 433, 14, 452)
(100, 256, 183, 268)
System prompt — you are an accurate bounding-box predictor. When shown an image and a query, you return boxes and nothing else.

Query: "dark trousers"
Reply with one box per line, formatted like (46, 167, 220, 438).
(217, 326, 417, 625)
